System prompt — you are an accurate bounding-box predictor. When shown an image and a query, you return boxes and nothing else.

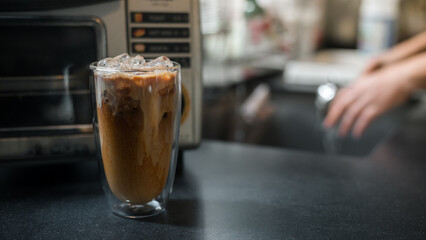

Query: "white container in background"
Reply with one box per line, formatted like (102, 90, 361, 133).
(358, 0, 400, 55)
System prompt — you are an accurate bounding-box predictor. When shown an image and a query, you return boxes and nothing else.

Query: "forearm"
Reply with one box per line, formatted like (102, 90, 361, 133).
(396, 51, 426, 92)
(379, 31, 426, 66)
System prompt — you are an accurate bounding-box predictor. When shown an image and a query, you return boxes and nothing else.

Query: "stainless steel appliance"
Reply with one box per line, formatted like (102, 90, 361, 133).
(0, 0, 202, 163)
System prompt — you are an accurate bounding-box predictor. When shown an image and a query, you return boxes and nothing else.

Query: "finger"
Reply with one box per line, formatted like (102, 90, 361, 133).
(352, 106, 380, 138)
(363, 59, 382, 75)
(323, 88, 357, 128)
(338, 94, 372, 136)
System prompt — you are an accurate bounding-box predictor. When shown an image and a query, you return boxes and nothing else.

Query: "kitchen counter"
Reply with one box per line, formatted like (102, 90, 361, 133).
(1, 114, 426, 239)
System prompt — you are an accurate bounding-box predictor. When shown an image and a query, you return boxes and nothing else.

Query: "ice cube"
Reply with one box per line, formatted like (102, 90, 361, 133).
(126, 55, 145, 66)
(97, 57, 120, 69)
(98, 57, 112, 67)
(148, 56, 173, 68)
(97, 54, 173, 70)
(113, 53, 130, 62)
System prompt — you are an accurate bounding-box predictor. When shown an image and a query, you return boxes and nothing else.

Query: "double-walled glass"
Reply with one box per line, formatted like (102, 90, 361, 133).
(90, 61, 181, 218)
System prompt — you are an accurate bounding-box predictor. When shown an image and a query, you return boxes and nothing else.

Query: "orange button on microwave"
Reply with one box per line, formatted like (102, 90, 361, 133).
(134, 13, 143, 23)
(133, 43, 146, 52)
(133, 29, 146, 37)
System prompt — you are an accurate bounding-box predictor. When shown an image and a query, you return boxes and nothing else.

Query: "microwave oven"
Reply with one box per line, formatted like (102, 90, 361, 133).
(0, 0, 202, 163)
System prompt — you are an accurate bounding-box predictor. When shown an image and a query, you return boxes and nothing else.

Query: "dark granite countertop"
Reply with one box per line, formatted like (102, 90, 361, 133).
(1, 103, 426, 239)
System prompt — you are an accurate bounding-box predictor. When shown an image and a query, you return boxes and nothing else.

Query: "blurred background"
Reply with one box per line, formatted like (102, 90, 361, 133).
(2, 0, 426, 161)
(200, 0, 426, 155)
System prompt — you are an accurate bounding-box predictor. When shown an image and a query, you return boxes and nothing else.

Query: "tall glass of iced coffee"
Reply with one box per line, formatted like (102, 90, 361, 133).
(90, 54, 181, 218)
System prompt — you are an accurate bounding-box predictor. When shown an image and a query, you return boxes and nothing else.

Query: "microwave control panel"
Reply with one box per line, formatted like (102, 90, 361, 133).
(126, 0, 202, 148)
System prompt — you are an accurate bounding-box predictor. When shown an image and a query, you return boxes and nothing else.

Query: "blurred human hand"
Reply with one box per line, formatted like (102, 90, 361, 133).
(323, 59, 413, 138)
(322, 31, 426, 138)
